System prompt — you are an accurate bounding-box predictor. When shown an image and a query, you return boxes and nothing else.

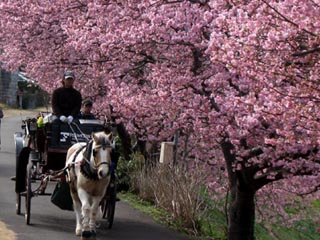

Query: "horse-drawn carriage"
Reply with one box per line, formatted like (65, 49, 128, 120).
(14, 112, 117, 236)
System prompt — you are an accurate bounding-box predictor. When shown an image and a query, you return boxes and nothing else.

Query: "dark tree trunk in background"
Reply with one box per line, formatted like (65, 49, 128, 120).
(116, 123, 132, 161)
(228, 187, 255, 240)
(221, 140, 256, 240)
(109, 105, 132, 161)
(136, 139, 147, 160)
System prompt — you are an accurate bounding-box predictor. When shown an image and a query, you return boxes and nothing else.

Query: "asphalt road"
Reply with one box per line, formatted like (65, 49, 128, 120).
(0, 111, 190, 240)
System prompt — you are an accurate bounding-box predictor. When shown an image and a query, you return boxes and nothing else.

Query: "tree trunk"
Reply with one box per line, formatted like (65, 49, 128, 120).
(228, 186, 255, 240)
(109, 105, 132, 161)
(116, 123, 132, 161)
(221, 140, 256, 240)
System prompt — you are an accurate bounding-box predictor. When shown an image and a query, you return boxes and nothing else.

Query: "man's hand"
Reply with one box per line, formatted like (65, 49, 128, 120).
(59, 115, 67, 122)
(67, 115, 73, 123)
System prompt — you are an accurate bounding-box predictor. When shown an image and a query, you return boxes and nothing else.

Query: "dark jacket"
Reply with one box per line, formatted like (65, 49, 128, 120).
(78, 111, 96, 120)
(52, 87, 82, 117)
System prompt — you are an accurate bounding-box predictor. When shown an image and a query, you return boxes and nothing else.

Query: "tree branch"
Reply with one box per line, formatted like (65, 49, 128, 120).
(292, 46, 320, 57)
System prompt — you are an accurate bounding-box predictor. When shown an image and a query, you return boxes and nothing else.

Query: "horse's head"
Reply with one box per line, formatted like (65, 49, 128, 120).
(91, 131, 114, 179)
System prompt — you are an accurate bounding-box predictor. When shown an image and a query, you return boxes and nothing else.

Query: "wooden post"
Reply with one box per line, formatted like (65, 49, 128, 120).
(159, 142, 174, 164)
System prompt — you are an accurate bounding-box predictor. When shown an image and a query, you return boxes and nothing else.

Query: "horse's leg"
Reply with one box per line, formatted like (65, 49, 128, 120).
(73, 197, 82, 236)
(70, 184, 82, 236)
(78, 188, 91, 232)
(89, 196, 101, 233)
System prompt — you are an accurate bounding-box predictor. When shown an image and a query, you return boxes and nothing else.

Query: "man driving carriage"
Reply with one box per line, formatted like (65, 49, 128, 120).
(51, 71, 82, 147)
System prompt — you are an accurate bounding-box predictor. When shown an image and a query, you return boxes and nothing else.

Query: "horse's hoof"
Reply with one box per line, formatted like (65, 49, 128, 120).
(80, 230, 96, 240)
(90, 230, 96, 239)
(81, 230, 91, 239)
(76, 228, 82, 236)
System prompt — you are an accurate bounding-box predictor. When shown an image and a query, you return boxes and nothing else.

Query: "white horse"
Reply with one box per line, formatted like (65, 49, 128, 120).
(66, 131, 113, 239)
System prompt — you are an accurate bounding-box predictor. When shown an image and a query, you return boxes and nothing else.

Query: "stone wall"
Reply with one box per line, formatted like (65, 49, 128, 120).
(0, 67, 49, 108)
(0, 68, 18, 107)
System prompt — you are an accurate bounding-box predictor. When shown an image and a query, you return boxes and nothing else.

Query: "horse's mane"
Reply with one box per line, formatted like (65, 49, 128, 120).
(92, 131, 112, 149)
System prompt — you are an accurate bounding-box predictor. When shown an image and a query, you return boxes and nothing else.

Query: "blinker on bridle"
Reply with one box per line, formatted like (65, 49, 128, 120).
(72, 134, 114, 180)
(91, 137, 112, 170)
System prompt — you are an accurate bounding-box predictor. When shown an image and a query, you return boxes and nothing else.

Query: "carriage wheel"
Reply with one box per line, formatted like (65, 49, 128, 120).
(16, 193, 21, 215)
(100, 185, 116, 229)
(100, 187, 109, 219)
(25, 162, 33, 225)
(102, 184, 116, 229)
(15, 147, 30, 215)
(100, 197, 107, 219)
(106, 186, 116, 229)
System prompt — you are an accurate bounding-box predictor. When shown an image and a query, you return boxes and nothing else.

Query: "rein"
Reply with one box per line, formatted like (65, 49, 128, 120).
(68, 121, 90, 142)
(68, 121, 116, 149)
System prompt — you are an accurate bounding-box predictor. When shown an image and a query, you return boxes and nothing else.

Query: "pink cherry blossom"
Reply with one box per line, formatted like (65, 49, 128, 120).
(1, 1, 319, 239)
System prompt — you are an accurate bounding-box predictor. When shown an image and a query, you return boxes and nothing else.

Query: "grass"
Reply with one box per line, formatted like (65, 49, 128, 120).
(118, 192, 179, 228)
(2, 106, 47, 118)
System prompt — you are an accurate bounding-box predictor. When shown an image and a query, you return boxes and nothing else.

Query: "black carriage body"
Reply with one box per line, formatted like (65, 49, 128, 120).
(41, 118, 105, 171)
(14, 113, 117, 227)
(53, 119, 104, 148)
(16, 114, 105, 173)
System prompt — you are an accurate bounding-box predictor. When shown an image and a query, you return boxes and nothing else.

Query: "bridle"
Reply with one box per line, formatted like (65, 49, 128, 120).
(91, 137, 113, 170)
(77, 135, 113, 180)
(66, 121, 114, 180)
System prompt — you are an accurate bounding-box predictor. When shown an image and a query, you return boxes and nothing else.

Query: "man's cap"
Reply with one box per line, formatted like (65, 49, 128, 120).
(63, 71, 75, 79)
(83, 99, 93, 106)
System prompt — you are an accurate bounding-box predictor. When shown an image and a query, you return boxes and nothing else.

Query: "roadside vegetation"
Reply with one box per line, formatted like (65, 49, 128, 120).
(117, 152, 320, 240)
(1, 105, 47, 118)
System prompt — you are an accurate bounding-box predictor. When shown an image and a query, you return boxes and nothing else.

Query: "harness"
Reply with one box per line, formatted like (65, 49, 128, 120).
(80, 140, 99, 180)
(65, 122, 113, 181)
(70, 139, 110, 181)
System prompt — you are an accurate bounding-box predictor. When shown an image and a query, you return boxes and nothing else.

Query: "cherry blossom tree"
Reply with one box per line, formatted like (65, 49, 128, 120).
(208, 0, 320, 239)
(1, 1, 319, 240)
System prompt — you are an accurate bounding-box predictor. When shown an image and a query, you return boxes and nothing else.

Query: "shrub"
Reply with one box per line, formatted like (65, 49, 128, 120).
(128, 156, 209, 235)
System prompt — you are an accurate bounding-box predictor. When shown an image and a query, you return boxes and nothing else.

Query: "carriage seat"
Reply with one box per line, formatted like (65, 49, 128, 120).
(46, 118, 105, 152)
